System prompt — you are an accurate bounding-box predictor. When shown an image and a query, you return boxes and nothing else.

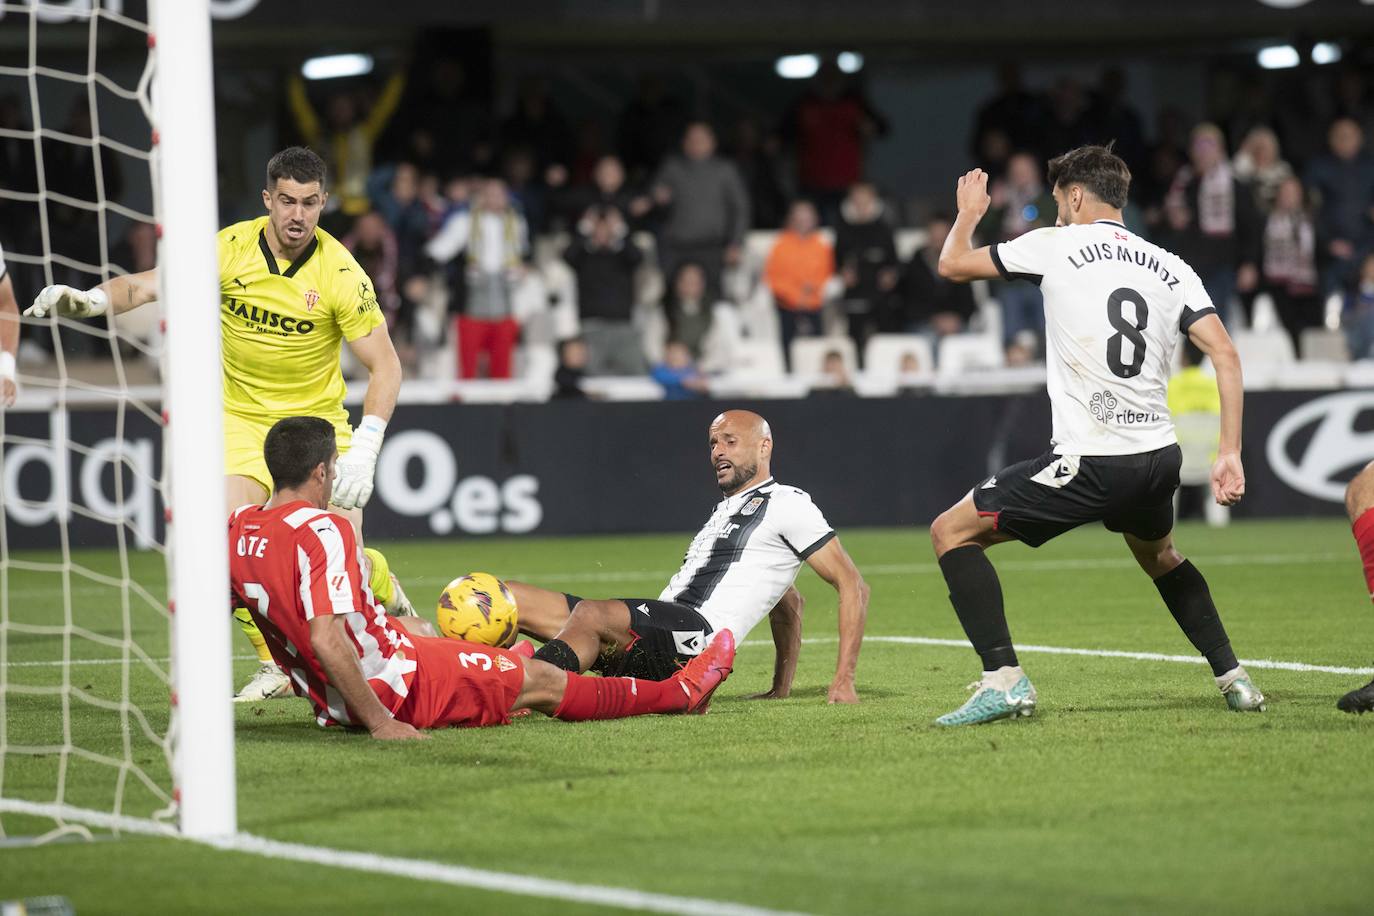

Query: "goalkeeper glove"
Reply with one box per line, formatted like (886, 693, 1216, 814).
(332, 415, 387, 510)
(25, 285, 109, 319)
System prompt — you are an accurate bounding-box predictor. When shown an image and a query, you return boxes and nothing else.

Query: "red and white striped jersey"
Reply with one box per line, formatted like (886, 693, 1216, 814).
(228, 500, 417, 727)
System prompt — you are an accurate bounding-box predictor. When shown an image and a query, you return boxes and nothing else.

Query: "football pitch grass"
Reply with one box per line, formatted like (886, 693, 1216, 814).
(2, 518, 1372, 914)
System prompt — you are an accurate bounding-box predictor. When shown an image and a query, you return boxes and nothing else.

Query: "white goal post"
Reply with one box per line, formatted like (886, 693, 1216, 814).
(152, 0, 236, 838)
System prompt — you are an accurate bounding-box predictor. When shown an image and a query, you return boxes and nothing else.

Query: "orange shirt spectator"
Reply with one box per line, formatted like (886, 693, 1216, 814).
(764, 201, 834, 312)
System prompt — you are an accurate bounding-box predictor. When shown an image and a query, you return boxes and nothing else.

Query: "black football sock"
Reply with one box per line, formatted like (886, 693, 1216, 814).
(533, 638, 581, 672)
(1154, 560, 1239, 677)
(939, 545, 1018, 671)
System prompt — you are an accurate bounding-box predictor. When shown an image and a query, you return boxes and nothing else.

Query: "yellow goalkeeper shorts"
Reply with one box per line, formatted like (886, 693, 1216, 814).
(223, 410, 352, 496)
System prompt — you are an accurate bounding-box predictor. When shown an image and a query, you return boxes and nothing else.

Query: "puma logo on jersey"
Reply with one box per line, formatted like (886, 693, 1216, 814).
(981, 476, 998, 489)
(232, 277, 248, 290)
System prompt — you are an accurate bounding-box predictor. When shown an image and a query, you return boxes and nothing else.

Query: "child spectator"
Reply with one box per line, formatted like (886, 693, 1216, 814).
(563, 205, 646, 375)
(651, 340, 709, 400)
(810, 349, 856, 398)
(552, 337, 590, 400)
(764, 199, 834, 367)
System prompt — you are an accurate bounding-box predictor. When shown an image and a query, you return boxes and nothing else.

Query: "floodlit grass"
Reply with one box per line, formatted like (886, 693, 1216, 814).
(2, 519, 1372, 914)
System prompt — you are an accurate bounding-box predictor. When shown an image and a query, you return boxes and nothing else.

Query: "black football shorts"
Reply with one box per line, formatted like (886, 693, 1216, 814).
(971, 444, 1182, 548)
(562, 592, 713, 681)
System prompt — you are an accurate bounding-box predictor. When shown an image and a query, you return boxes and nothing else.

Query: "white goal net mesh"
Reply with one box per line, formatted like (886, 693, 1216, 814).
(0, 0, 184, 843)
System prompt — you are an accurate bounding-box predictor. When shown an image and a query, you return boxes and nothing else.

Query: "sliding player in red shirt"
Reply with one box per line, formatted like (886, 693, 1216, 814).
(229, 416, 734, 739)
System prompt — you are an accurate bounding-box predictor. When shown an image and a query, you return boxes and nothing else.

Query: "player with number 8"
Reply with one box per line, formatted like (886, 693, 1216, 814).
(926, 144, 1261, 725)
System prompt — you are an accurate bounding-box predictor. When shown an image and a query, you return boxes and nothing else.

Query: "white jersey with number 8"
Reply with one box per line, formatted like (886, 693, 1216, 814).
(991, 218, 1218, 457)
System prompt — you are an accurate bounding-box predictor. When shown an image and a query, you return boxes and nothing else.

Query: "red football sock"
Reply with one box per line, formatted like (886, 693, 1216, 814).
(1355, 509, 1374, 603)
(552, 672, 688, 721)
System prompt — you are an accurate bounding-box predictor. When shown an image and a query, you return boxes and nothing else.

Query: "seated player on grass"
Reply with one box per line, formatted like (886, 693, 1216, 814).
(228, 417, 735, 740)
(510, 409, 871, 704)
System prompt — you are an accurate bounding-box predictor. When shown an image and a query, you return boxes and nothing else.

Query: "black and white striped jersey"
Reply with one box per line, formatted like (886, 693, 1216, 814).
(658, 477, 835, 640)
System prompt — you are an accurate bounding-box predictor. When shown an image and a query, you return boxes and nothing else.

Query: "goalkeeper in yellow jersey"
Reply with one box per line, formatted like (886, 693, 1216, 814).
(26, 147, 411, 701)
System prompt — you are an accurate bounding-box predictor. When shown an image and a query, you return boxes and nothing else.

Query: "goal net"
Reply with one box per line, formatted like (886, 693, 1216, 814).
(0, 0, 234, 843)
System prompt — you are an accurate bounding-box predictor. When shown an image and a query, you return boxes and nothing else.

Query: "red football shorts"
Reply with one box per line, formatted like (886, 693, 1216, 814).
(397, 636, 525, 729)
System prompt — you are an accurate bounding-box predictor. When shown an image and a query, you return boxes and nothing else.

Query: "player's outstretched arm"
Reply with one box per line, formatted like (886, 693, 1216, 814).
(334, 323, 403, 511)
(309, 614, 427, 741)
(937, 169, 1001, 283)
(1189, 314, 1246, 507)
(805, 537, 870, 705)
(746, 586, 805, 700)
(24, 269, 159, 320)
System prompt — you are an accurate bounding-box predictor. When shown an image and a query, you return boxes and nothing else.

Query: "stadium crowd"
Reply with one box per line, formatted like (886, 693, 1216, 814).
(5, 55, 1374, 398)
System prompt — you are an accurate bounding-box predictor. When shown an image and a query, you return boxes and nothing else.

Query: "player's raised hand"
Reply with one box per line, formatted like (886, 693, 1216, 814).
(331, 416, 387, 511)
(955, 169, 992, 220)
(24, 285, 108, 319)
(1210, 452, 1246, 507)
(370, 719, 428, 741)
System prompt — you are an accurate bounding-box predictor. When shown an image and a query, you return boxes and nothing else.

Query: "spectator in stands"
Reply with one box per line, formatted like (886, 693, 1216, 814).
(729, 117, 789, 231)
(900, 215, 977, 341)
(617, 74, 687, 184)
(969, 64, 1044, 166)
(552, 337, 590, 400)
(1087, 68, 1148, 190)
(1232, 126, 1293, 215)
(1345, 253, 1374, 361)
(663, 262, 718, 359)
(782, 60, 889, 221)
(499, 77, 573, 175)
(1039, 78, 1092, 164)
(563, 205, 646, 376)
(978, 152, 1054, 350)
(764, 200, 834, 368)
(424, 178, 529, 379)
(896, 351, 929, 397)
(651, 340, 709, 400)
(809, 349, 856, 398)
(651, 121, 750, 301)
(1165, 123, 1261, 326)
(835, 182, 900, 358)
(1261, 176, 1321, 353)
(552, 154, 652, 232)
(288, 67, 406, 228)
(1305, 117, 1374, 297)
(342, 212, 403, 338)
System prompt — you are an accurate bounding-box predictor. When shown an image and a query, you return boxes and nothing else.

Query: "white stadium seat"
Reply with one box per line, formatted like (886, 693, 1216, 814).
(863, 333, 935, 375)
(1232, 330, 1294, 388)
(1300, 327, 1349, 363)
(790, 336, 858, 376)
(936, 333, 1005, 376)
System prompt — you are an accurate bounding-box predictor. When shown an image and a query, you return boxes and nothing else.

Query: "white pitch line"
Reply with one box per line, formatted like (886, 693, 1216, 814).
(0, 799, 810, 916)
(739, 635, 1374, 676)
(6, 638, 1371, 676)
(399, 550, 1349, 585)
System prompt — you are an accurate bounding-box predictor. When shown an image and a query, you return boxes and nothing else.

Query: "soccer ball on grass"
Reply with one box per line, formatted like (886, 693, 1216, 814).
(436, 573, 519, 647)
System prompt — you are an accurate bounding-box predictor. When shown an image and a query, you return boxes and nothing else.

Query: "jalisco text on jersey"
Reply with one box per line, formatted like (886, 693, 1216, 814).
(1066, 243, 1182, 289)
(224, 297, 316, 334)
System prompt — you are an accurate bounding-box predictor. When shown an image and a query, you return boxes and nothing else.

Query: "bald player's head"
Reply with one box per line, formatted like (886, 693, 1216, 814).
(708, 410, 773, 495)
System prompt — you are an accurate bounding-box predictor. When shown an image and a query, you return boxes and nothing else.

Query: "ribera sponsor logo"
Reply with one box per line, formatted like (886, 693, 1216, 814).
(374, 430, 542, 535)
(1266, 391, 1374, 502)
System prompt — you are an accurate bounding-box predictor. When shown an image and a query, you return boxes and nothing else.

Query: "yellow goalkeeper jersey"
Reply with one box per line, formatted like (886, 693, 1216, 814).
(217, 216, 384, 423)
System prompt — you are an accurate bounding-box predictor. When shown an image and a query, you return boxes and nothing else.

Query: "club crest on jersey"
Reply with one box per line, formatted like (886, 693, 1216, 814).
(496, 654, 518, 673)
(304, 288, 320, 311)
(741, 496, 765, 516)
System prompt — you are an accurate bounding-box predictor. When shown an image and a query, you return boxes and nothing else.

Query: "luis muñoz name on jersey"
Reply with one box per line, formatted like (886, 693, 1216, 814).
(225, 297, 316, 335)
(1066, 241, 1182, 290)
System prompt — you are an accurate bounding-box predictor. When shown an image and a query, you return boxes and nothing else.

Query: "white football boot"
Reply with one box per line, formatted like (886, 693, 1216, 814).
(233, 663, 292, 703)
(1216, 666, 1266, 711)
